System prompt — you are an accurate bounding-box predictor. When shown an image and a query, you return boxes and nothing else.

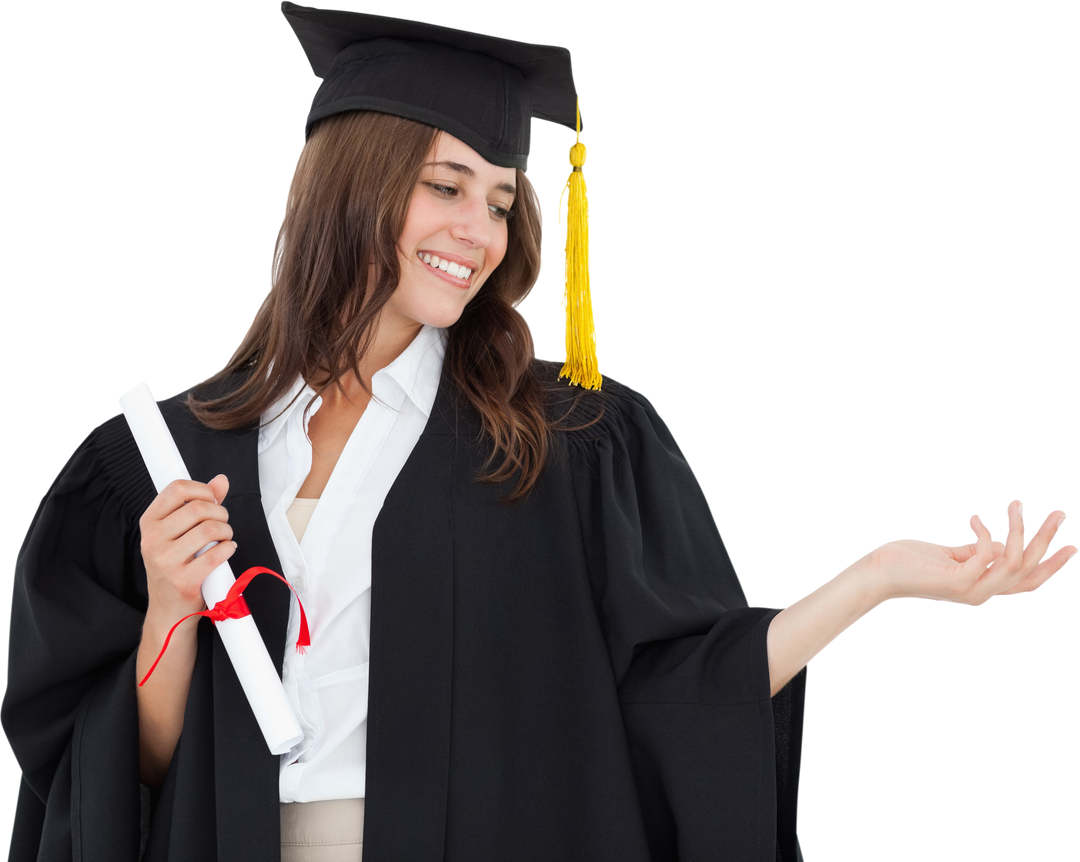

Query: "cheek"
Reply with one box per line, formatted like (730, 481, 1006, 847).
(470, 229, 509, 298)
(488, 224, 510, 271)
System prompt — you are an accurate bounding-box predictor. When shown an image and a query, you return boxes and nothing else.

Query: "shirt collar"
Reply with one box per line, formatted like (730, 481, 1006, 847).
(257, 325, 446, 454)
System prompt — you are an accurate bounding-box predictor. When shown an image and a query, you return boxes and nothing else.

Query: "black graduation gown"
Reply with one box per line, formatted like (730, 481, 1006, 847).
(3, 362, 806, 861)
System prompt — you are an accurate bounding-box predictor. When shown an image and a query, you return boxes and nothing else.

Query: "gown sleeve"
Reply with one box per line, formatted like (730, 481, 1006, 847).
(2, 415, 155, 862)
(566, 382, 805, 862)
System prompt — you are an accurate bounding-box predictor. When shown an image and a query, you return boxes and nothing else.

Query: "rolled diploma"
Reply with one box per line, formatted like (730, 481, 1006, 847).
(120, 383, 303, 755)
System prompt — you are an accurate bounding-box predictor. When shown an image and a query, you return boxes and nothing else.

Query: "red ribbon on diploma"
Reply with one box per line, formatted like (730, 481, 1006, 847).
(138, 566, 310, 687)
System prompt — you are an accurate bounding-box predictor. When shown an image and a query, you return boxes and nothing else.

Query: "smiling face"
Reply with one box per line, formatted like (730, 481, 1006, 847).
(382, 132, 518, 336)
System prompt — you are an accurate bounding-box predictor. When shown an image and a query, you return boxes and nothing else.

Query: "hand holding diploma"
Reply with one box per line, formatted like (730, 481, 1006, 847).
(122, 384, 304, 787)
(139, 474, 236, 623)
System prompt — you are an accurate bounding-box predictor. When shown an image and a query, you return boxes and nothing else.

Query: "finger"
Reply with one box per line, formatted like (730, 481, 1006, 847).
(954, 527, 993, 566)
(140, 479, 205, 533)
(167, 499, 231, 546)
(966, 515, 998, 567)
(1020, 511, 1066, 572)
(159, 516, 232, 578)
(997, 499, 1023, 574)
(952, 518, 1002, 602)
(949, 543, 978, 563)
(141, 479, 220, 523)
(144, 490, 228, 550)
(993, 503, 1071, 596)
(999, 545, 1078, 595)
(1006, 505, 1075, 596)
(183, 520, 234, 566)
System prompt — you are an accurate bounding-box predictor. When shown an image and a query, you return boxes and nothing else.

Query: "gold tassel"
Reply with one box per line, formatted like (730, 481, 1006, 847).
(559, 103, 602, 390)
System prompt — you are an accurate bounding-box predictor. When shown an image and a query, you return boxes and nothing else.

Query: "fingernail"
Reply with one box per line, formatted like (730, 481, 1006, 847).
(1058, 513, 1067, 529)
(1018, 501, 1023, 518)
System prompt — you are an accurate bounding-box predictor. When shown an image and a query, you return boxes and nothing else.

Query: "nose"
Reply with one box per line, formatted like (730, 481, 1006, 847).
(450, 197, 494, 248)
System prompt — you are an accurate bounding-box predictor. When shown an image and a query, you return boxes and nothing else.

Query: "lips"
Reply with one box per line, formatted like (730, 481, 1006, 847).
(414, 251, 475, 280)
(416, 252, 473, 289)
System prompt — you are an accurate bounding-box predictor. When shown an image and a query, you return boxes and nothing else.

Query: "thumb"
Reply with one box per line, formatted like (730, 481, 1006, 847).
(208, 474, 230, 505)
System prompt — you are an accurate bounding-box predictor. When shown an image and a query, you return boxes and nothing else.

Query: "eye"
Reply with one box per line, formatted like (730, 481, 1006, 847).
(425, 182, 514, 221)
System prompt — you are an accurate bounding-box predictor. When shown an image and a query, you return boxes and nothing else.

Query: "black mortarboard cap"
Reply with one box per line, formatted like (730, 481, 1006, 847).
(282, 2, 580, 170)
(281, 3, 601, 389)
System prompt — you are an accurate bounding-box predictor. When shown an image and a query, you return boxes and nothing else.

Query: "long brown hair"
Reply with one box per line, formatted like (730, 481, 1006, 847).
(189, 110, 558, 499)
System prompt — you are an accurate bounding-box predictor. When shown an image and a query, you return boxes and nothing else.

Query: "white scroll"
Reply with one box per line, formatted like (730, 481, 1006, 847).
(120, 383, 303, 756)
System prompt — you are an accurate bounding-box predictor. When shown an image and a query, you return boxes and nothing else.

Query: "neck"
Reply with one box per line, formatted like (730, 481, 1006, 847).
(311, 319, 423, 408)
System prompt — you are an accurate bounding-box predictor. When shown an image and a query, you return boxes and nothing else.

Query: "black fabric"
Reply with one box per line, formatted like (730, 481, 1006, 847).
(283, 2, 580, 168)
(3, 363, 805, 861)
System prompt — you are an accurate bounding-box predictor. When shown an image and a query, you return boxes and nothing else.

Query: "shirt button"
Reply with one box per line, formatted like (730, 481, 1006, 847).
(282, 664, 290, 679)
(293, 576, 304, 592)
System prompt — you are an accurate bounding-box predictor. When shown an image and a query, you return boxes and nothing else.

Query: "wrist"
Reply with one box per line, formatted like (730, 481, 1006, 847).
(838, 552, 894, 610)
(141, 603, 201, 652)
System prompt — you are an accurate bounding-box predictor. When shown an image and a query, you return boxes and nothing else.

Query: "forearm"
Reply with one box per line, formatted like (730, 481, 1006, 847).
(136, 611, 199, 787)
(767, 556, 887, 696)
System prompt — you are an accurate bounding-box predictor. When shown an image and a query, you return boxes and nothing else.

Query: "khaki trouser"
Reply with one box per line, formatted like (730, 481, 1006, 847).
(280, 798, 364, 862)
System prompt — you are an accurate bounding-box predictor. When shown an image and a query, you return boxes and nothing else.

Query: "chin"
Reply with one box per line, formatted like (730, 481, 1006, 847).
(420, 311, 465, 329)
(410, 287, 485, 330)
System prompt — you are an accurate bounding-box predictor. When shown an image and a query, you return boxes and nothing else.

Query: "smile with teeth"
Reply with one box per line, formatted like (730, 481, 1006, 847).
(418, 252, 473, 281)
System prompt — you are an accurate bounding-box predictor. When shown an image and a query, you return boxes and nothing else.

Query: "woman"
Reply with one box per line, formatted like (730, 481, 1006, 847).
(3, 5, 1075, 862)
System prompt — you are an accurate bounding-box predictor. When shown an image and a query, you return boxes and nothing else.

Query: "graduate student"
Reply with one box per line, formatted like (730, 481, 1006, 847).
(3, 4, 1074, 861)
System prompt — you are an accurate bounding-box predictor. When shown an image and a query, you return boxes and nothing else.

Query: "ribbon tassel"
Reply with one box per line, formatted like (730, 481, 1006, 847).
(559, 102, 602, 390)
(139, 566, 309, 687)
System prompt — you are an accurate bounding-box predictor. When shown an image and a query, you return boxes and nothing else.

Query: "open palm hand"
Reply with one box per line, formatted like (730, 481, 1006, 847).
(873, 502, 1075, 604)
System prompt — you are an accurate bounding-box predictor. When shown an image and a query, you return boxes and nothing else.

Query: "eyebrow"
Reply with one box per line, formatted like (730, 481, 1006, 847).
(424, 161, 517, 197)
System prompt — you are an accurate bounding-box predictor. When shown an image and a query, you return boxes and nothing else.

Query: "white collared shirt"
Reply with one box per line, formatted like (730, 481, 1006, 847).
(258, 325, 446, 803)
